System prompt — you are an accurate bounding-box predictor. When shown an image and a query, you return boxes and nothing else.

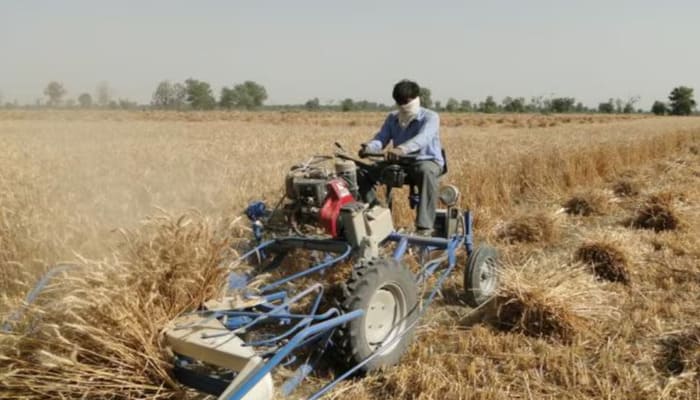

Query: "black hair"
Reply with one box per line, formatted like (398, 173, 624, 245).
(392, 80, 421, 105)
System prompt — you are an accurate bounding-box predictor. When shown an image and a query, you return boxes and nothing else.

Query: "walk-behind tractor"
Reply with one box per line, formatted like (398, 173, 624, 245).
(163, 144, 501, 400)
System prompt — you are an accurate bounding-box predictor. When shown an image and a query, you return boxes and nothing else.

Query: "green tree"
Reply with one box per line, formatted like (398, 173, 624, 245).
(598, 99, 615, 113)
(340, 98, 355, 112)
(502, 96, 525, 113)
(305, 98, 321, 110)
(152, 80, 187, 109)
(479, 96, 498, 113)
(668, 86, 696, 116)
(78, 93, 93, 108)
(651, 101, 668, 116)
(550, 97, 576, 113)
(419, 87, 433, 108)
(220, 81, 268, 110)
(185, 78, 216, 110)
(44, 81, 66, 106)
(460, 100, 473, 112)
(445, 98, 459, 112)
(219, 87, 236, 109)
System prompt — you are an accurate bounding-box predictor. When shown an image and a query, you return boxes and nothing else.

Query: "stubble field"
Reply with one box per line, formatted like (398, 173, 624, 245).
(1, 110, 699, 399)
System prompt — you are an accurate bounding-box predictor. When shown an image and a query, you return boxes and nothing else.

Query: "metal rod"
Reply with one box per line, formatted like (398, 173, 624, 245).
(2, 263, 77, 333)
(386, 232, 451, 248)
(226, 310, 364, 400)
(392, 237, 409, 261)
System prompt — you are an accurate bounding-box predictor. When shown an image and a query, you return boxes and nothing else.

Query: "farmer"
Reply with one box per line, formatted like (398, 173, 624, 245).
(359, 79, 445, 236)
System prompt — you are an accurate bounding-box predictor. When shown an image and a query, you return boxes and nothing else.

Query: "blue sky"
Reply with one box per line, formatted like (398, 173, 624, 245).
(1, 0, 698, 108)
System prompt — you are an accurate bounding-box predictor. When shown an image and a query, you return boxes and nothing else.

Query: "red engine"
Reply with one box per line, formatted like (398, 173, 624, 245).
(319, 179, 355, 237)
(283, 162, 358, 237)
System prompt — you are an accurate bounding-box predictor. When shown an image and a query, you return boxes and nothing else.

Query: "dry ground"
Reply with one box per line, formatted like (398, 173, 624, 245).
(1, 110, 699, 399)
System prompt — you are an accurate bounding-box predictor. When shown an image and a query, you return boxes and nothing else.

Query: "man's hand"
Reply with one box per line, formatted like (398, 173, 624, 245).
(358, 143, 368, 158)
(386, 146, 405, 161)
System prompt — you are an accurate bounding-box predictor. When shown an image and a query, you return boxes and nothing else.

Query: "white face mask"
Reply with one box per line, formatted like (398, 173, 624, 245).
(398, 97, 420, 128)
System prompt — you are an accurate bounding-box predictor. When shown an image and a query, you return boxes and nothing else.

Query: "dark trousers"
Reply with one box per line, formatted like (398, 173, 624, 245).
(357, 160, 441, 230)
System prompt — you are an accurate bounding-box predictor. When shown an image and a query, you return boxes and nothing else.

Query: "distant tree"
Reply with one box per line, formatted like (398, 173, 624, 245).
(78, 93, 93, 108)
(529, 96, 545, 112)
(220, 81, 268, 110)
(152, 80, 173, 108)
(598, 99, 615, 113)
(651, 101, 668, 116)
(479, 96, 499, 113)
(419, 87, 433, 108)
(305, 97, 321, 110)
(118, 98, 138, 109)
(43, 81, 66, 106)
(152, 80, 186, 109)
(65, 98, 76, 108)
(445, 98, 459, 112)
(623, 96, 640, 114)
(550, 97, 576, 113)
(219, 87, 236, 109)
(668, 86, 696, 116)
(502, 96, 525, 113)
(185, 78, 216, 110)
(460, 100, 473, 112)
(173, 83, 187, 108)
(354, 100, 385, 111)
(96, 81, 113, 107)
(434, 101, 442, 111)
(340, 98, 355, 112)
(574, 102, 585, 113)
(613, 98, 624, 113)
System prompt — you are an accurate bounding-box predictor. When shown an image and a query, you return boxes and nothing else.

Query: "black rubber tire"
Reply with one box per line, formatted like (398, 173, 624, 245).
(334, 257, 418, 372)
(464, 245, 500, 308)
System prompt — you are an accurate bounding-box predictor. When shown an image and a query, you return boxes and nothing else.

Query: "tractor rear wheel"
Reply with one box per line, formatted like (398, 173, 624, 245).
(464, 245, 500, 307)
(335, 257, 418, 372)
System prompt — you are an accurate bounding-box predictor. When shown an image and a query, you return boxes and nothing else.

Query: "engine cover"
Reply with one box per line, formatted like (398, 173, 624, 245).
(319, 179, 354, 237)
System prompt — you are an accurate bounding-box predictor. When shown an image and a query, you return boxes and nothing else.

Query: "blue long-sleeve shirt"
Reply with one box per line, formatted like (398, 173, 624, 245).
(366, 107, 444, 168)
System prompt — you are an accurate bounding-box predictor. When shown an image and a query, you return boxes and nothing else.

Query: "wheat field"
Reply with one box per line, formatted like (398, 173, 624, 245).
(1, 110, 699, 399)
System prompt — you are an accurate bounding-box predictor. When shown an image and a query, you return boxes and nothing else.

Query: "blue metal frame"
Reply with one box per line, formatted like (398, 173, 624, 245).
(169, 209, 475, 399)
(5, 209, 477, 399)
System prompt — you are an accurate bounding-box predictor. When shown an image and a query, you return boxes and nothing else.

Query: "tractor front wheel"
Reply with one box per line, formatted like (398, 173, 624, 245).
(335, 257, 418, 372)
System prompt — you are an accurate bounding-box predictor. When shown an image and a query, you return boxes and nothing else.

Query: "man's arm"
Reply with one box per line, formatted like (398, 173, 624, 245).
(397, 112, 439, 153)
(365, 115, 393, 153)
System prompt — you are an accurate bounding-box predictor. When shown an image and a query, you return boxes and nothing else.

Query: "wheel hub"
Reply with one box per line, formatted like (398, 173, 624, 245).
(479, 257, 497, 294)
(364, 283, 407, 354)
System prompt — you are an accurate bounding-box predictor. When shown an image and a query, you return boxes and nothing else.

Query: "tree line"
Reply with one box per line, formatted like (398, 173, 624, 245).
(2, 80, 697, 116)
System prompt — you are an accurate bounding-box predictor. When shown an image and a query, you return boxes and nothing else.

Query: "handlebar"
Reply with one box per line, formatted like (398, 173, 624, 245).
(360, 151, 418, 161)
